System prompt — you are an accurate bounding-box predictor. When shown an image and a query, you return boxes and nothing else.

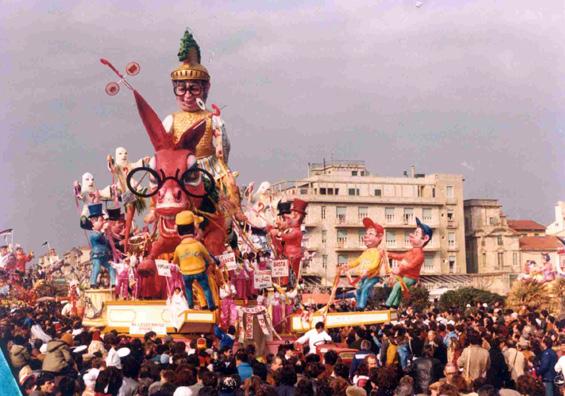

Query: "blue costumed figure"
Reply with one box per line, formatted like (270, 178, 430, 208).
(84, 203, 116, 288)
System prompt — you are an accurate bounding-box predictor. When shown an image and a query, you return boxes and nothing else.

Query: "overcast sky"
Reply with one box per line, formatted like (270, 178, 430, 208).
(1, 0, 564, 254)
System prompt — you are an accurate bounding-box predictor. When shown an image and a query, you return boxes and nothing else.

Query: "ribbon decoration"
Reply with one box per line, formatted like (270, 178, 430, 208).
(257, 314, 270, 336)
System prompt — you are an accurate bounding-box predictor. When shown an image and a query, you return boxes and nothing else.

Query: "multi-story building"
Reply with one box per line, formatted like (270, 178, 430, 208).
(271, 161, 466, 285)
(464, 199, 521, 274)
(546, 201, 565, 238)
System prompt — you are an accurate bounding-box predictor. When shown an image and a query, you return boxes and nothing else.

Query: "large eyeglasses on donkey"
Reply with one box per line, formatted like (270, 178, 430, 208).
(126, 165, 216, 199)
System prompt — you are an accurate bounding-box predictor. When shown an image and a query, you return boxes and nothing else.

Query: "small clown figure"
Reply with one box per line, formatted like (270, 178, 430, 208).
(385, 217, 433, 309)
(219, 281, 238, 329)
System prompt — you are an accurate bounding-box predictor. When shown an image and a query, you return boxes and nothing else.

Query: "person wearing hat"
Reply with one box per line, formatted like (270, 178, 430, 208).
(385, 217, 433, 309)
(172, 210, 216, 310)
(339, 217, 386, 310)
(277, 198, 308, 285)
(86, 203, 116, 289)
(162, 29, 232, 187)
(267, 201, 292, 257)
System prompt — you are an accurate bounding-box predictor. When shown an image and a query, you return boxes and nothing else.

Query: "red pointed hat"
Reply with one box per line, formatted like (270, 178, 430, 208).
(362, 217, 384, 235)
(291, 199, 308, 215)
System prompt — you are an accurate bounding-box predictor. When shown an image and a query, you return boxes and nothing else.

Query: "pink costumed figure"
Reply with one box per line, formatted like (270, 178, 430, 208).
(110, 257, 133, 299)
(271, 291, 285, 333)
(235, 256, 252, 303)
(219, 282, 238, 329)
(167, 263, 185, 298)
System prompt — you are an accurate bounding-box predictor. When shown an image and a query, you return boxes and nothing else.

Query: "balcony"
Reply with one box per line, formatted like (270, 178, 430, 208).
(335, 244, 365, 252)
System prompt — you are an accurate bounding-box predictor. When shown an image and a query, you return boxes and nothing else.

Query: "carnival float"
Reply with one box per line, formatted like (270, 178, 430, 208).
(1, 29, 446, 350)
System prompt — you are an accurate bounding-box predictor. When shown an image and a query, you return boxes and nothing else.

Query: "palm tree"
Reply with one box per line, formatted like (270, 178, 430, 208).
(507, 279, 550, 311)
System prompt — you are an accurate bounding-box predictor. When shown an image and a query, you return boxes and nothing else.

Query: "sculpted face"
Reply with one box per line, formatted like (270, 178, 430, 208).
(82, 173, 95, 192)
(174, 80, 206, 112)
(409, 227, 429, 248)
(363, 227, 383, 248)
(91, 216, 106, 232)
(115, 147, 128, 166)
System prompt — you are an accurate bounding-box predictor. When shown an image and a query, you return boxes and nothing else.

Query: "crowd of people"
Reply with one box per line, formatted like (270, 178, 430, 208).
(1, 288, 564, 396)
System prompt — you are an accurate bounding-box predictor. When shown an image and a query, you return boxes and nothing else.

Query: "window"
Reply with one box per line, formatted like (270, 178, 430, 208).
(404, 231, 411, 247)
(497, 236, 503, 246)
(424, 255, 434, 271)
(321, 230, 327, 245)
(352, 171, 358, 176)
(335, 188, 339, 195)
(446, 185, 454, 199)
(320, 188, 327, 195)
(489, 217, 499, 226)
(385, 207, 395, 222)
(337, 230, 347, 246)
(358, 206, 368, 221)
(432, 188, 436, 198)
(328, 188, 334, 195)
(300, 188, 308, 194)
(374, 189, 382, 197)
(322, 255, 328, 268)
(337, 254, 348, 265)
(448, 232, 456, 247)
(497, 252, 504, 269)
(447, 210, 454, 221)
(418, 185, 424, 198)
(403, 208, 414, 224)
(448, 256, 456, 274)
(360, 171, 365, 176)
(348, 188, 360, 196)
(422, 208, 432, 222)
(358, 229, 365, 245)
(321, 206, 326, 220)
(336, 206, 346, 224)
(386, 231, 396, 247)
(513, 252, 518, 268)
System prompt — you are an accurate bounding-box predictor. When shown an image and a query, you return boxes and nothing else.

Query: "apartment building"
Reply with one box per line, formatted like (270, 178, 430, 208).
(464, 199, 521, 274)
(272, 161, 466, 285)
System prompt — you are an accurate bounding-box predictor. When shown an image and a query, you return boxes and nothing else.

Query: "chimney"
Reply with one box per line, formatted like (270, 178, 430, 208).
(410, 165, 416, 178)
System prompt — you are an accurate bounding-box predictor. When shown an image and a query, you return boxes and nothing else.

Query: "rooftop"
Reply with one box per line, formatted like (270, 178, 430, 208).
(519, 236, 564, 251)
(508, 219, 546, 232)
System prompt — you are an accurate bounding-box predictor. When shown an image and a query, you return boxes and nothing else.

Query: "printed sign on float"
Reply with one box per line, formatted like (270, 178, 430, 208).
(129, 322, 167, 335)
(271, 259, 289, 277)
(254, 270, 272, 289)
(155, 260, 172, 277)
(218, 252, 237, 271)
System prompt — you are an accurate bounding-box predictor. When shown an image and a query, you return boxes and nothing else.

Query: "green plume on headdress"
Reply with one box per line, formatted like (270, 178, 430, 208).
(177, 29, 201, 63)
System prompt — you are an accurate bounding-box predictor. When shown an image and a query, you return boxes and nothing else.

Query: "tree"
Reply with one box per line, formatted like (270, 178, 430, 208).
(403, 285, 430, 311)
(439, 287, 504, 311)
(506, 279, 550, 311)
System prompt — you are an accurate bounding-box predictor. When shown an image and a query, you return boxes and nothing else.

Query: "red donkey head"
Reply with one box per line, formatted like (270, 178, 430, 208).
(127, 91, 213, 238)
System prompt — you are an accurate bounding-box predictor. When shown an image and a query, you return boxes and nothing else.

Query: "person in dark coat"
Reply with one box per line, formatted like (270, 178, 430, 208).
(409, 344, 442, 394)
(536, 337, 558, 396)
(485, 337, 511, 390)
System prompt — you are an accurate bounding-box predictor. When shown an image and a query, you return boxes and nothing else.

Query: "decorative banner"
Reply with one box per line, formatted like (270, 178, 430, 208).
(254, 270, 272, 289)
(271, 259, 289, 277)
(155, 260, 172, 277)
(218, 252, 237, 271)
